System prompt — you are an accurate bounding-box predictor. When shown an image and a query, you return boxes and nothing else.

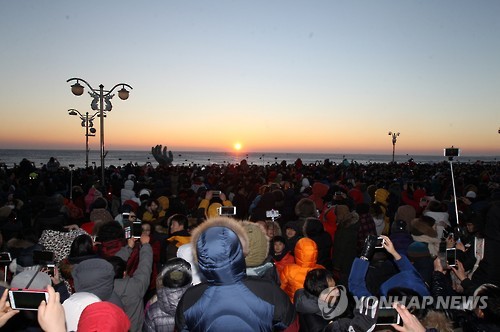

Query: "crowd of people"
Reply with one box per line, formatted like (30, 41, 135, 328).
(0, 155, 498, 331)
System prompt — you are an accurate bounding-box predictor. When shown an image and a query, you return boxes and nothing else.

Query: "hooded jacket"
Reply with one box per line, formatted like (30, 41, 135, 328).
(144, 286, 189, 332)
(280, 237, 324, 302)
(72, 258, 124, 309)
(175, 217, 295, 332)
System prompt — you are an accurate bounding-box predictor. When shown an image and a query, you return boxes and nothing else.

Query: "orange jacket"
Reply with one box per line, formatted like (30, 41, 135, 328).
(279, 238, 324, 302)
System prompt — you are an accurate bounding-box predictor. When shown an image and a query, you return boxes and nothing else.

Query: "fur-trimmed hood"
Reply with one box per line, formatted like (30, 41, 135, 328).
(190, 217, 249, 284)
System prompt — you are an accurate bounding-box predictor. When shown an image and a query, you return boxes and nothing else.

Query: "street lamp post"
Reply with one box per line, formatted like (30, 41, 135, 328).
(67, 78, 132, 186)
(68, 109, 98, 168)
(388, 131, 400, 163)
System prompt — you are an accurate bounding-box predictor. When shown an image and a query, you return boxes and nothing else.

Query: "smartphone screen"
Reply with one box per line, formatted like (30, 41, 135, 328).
(446, 248, 457, 267)
(8, 290, 48, 311)
(132, 222, 142, 238)
(376, 307, 401, 325)
(217, 206, 236, 216)
(33, 250, 55, 264)
(375, 237, 384, 249)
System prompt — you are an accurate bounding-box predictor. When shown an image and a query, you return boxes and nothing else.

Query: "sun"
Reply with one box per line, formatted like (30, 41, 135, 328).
(234, 142, 242, 151)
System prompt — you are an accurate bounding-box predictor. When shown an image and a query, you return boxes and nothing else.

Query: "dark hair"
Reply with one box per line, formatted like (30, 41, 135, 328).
(272, 235, 286, 245)
(168, 214, 189, 233)
(69, 234, 94, 258)
(107, 256, 126, 279)
(304, 268, 334, 297)
(97, 221, 125, 242)
(475, 284, 500, 323)
(387, 287, 426, 319)
(161, 257, 192, 288)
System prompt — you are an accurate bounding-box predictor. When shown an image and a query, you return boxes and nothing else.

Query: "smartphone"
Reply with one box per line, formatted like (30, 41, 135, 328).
(122, 213, 132, 238)
(8, 289, 49, 311)
(446, 248, 457, 267)
(376, 307, 401, 325)
(132, 222, 143, 238)
(45, 263, 55, 277)
(33, 250, 55, 264)
(0, 252, 12, 263)
(375, 236, 385, 249)
(212, 190, 221, 196)
(266, 209, 280, 219)
(217, 206, 236, 216)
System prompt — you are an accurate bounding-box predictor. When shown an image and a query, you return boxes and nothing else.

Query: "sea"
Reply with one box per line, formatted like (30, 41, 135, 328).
(0, 149, 498, 169)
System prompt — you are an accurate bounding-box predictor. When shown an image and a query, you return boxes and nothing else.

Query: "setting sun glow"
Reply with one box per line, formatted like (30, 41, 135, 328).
(234, 142, 242, 151)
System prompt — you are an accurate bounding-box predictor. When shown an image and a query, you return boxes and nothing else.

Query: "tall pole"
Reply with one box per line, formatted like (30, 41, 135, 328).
(85, 112, 90, 168)
(99, 84, 105, 186)
(67, 78, 132, 187)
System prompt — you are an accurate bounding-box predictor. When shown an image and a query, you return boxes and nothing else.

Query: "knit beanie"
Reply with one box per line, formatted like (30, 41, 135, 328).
(160, 257, 192, 288)
(407, 242, 431, 260)
(77, 301, 130, 332)
(294, 198, 317, 218)
(242, 221, 269, 267)
(395, 205, 416, 224)
(374, 188, 390, 205)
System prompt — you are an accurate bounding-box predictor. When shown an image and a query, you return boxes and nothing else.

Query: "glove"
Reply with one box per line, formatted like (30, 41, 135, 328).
(348, 296, 378, 332)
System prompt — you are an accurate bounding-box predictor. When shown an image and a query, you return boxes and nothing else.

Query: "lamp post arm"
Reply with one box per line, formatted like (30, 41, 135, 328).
(103, 83, 133, 97)
(66, 77, 97, 92)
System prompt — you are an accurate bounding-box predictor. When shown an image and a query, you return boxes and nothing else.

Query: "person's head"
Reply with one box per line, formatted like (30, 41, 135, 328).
(265, 220, 281, 238)
(159, 257, 192, 289)
(294, 198, 317, 219)
(168, 214, 189, 235)
(474, 283, 500, 323)
(107, 256, 127, 279)
(69, 234, 95, 258)
(141, 221, 153, 236)
(146, 199, 159, 212)
(92, 197, 108, 210)
(284, 221, 300, 239)
(304, 268, 335, 297)
(273, 236, 287, 255)
(190, 217, 249, 284)
(96, 221, 125, 242)
(77, 302, 130, 332)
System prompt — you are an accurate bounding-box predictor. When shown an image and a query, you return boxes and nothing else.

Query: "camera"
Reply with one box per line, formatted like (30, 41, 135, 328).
(0, 252, 12, 264)
(375, 236, 385, 249)
(376, 307, 401, 325)
(266, 209, 281, 219)
(444, 148, 460, 157)
(217, 206, 236, 216)
(122, 213, 132, 238)
(33, 250, 55, 265)
(8, 289, 49, 311)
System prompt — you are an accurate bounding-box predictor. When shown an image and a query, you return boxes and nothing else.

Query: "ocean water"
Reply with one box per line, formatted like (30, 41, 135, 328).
(0, 149, 497, 169)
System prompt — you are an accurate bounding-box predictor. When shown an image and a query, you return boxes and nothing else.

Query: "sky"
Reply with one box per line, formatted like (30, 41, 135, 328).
(0, 0, 499, 156)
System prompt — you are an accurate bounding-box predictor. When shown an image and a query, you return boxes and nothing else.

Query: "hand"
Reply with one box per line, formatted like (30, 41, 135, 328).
(205, 191, 213, 200)
(381, 236, 401, 260)
(127, 237, 136, 249)
(450, 260, 467, 282)
(140, 234, 150, 245)
(391, 302, 426, 332)
(219, 193, 227, 201)
(0, 288, 19, 327)
(63, 224, 79, 231)
(151, 144, 174, 166)
(348, 296, 378, 332)
(37, 285, 66, 332)
(456, 241, 465, 252)
(433, 256, 445, 274)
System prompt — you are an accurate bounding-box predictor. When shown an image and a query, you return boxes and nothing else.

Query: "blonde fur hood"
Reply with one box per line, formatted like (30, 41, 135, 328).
(190, 217, 249, 263)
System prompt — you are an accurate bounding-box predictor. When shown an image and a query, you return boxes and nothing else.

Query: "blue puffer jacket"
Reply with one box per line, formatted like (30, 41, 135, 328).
(175, 217, 295, 332)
